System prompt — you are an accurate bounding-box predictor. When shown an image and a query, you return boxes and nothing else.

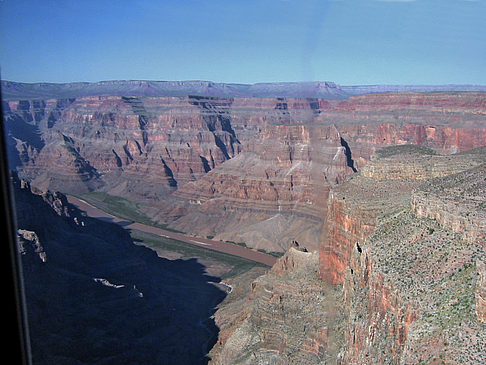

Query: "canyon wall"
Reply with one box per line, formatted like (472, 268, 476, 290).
(12, 173, 227, 364)
(320, 146, 485, 284)
(4, 92, 486, 251)
(320, 146, 486, 364)
(209, 247, 345, 365)
(210, 146, 486, 364)
(4, 84, 486, 363)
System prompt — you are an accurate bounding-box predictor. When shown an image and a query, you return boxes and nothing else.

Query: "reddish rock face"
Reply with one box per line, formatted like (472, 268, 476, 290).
(318, 147, 486, 364)
(4, 92, 486, 252)
(319, 146, 486, 285)
(5, 96, 242, 195)
(210, 146, 486, 364)
(343, 247, 419, 363)
(319, 194, 377, 284)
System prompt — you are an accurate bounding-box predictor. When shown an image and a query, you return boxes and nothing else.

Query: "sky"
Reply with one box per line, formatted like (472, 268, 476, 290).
(0, 0, 485, 85)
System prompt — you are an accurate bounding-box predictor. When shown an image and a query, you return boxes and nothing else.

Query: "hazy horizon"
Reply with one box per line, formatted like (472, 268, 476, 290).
(3, 79, 486, 87)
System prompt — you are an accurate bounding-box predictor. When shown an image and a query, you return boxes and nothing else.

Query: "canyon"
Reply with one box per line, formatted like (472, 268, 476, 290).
(211, 145, 486, 364)
(3, 80, 486, 364)
(12, 173, 228, 364)
(3, 84, 486, 252)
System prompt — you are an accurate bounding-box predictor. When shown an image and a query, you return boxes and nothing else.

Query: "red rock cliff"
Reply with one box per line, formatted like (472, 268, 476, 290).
(4, 92, 486, 252)
(320, 147, 486, 363)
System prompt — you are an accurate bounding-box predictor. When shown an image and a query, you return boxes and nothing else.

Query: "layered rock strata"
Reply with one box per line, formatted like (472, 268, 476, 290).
(410, 151, 486, 247)
(209, 248, 345, 365)
(320, 145, 485, 284)
(320, 146, 486, 363)
(153, 93, 486, 251)
(4, 96, 241, 196)
(4, 92, 486, 252)
(210, 146, 486, 364)
(170, 124, 352, 252)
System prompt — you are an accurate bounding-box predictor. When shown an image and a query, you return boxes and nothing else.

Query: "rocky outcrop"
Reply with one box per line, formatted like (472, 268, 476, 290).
(210, 146, 486, 365)
(209, 248, 344, 365)
(319, 168, 422, 284)
(12, 174, 227, 364)
(319, 190, 378, 285)
(342, 246, 419, 364)
(17, 229, 46, 263)
(319, 146, 485, 284)
(320, 146, 486, 364)
(5, 92, 486, 252)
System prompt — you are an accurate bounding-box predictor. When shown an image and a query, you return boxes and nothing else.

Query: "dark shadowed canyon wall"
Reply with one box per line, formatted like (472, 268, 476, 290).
(12, 174, 226, 364)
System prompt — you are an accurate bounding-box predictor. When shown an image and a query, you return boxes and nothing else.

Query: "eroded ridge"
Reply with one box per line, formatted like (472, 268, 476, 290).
(210, 145, 486, 364)
(320, 145, 486, 364)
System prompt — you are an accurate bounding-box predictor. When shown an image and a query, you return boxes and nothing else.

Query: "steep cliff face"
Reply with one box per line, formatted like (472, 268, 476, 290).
(209, 248, 345, 365)
(171, 123, 351, 252)
(4, 92, 486, 252)
(4, 96, 240, 196)
(320, 146, 486, 364)
(12, 174, 227, 364)
(319, 145, 485, 284)
(317, 92, 486, 166)
(210, 146, 486, 364)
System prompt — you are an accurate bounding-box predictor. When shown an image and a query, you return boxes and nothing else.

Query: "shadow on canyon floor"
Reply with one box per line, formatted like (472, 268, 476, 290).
(95, 215, 134, 227)
(23, 223, 227, 364)
(14, 179, 227, 364)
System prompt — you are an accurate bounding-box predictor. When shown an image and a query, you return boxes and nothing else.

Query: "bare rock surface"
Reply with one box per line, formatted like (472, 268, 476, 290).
(4, 91, 486, 253)
(209, 248, 344, 365)
(210, 145, 486, 364)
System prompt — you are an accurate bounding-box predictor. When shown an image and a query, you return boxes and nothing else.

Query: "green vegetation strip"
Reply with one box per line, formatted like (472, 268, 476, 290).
(77, 191, 182, 232)
(130, 229, 268, 279)
(75, 191, 268, 278)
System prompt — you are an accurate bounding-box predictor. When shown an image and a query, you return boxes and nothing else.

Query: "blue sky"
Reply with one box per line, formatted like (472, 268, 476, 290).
(0, 0, 485, 85)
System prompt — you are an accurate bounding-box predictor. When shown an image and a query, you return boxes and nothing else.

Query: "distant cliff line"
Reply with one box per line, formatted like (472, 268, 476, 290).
(2, 79, 486, 100)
